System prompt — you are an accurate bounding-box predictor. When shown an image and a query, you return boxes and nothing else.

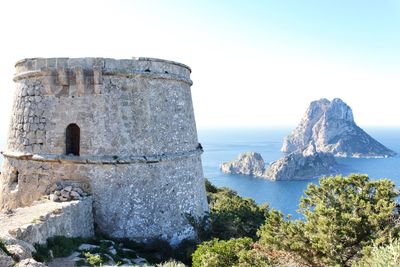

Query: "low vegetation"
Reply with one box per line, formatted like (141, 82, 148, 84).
(196, 174, 400, 266)
(33, 235, 191, 266)
(83, 252, 103, 266)
(32, 174, 400, 266)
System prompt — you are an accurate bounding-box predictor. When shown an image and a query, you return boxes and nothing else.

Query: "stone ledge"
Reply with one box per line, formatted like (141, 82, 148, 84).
(0, 197, 94, 245)
(1, 147, 203, 165)
(102, 69, 193, 85)
(15, 57, 191, 72)
(13, 69, 193, 86)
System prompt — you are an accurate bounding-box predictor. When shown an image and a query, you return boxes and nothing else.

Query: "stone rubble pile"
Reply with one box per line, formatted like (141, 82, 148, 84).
(0, 235, 45, 267)
(49, 185, 88, 202)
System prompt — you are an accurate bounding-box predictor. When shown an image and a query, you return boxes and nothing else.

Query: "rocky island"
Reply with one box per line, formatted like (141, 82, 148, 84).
(264, 144, 338, 180)
(282, 98, 396, 158)
(220, 152, 266, 177)
(221, 98, 396, 181)
(220, 147, 338, 181)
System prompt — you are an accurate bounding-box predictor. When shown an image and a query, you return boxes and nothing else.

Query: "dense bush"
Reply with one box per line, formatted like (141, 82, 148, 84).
(205, 179, 269, 240)
(192, 237, 270, 267)
(354, 238, 400, 267)
(258, 174, 400, 266)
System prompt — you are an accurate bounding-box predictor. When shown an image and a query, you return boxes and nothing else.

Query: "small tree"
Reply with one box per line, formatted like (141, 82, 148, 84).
(258, 174, 400, 266)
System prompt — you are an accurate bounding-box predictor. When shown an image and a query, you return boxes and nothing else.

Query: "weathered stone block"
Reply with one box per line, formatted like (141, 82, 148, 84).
(0, 198, 94, 245)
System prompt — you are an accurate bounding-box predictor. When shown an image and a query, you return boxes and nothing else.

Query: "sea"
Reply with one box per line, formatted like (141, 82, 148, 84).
(198, 127, 400, 218)
(1, 127, 399, 218)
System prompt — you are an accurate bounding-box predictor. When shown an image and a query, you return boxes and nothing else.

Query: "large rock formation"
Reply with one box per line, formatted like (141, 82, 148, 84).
(282, 98, 396, 158)
(220, 149, 337, 181)
(220, 152, 265, 177)
(264, 144, 338, 180)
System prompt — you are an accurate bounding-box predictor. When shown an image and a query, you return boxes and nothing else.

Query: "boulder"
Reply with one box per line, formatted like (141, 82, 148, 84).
(6, 244, 31, 262)
(15, 258, 46, 267)
(0, 249, 14, 267)
(220, 152, 266, 177)
(2, 236, 36, 262)
(282, 98, 396, 158)
(78, 243, 100, 251)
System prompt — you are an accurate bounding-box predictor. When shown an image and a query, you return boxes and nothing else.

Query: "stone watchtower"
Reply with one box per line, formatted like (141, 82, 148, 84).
(0, 57, 209, 244)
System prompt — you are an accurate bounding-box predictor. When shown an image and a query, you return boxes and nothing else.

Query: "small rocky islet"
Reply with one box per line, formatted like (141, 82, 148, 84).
(220, 98, 396, 180)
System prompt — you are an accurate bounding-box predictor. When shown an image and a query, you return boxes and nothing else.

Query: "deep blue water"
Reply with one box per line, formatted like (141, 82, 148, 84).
(1, 127, 399, 218)
(198, 127, 400, 218)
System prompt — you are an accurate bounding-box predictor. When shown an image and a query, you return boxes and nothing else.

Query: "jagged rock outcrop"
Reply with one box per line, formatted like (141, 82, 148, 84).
(220, 152, 265, 177)
(282, 98, 396, 158)
(220, 148, 338, 181)
(264, 144, 338, 180)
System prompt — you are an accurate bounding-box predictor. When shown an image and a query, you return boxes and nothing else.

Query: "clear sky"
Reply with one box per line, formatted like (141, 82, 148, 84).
(0, 0, 399, 141)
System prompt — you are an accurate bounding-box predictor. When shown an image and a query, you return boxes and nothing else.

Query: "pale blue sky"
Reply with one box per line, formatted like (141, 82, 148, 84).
(0, 0, 399, 140)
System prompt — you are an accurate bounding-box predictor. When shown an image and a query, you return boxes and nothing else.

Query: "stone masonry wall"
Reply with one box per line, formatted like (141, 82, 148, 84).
(0, 155, 208, 243)
(7, 58, 197, 156)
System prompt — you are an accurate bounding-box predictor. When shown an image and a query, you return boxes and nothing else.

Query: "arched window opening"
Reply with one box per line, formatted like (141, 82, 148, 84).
(10, 167, 19, 191)
(66, 123, 80, 156)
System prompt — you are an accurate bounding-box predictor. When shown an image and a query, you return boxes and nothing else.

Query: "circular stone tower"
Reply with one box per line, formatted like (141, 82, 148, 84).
(0, 57, 209, 244)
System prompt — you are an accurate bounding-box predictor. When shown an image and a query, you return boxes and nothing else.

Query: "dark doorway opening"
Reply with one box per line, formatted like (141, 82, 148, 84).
(66, 123, 80, 156)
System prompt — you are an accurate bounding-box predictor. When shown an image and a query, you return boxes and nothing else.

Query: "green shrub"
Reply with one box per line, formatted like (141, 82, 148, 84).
(205, 178, 219, 194)
(258, 174, 400, 266)
(192, 237, 271, 267)
(84, 252, 103, 266)
(205, 179, 268, 240)
(236, 248, 271, 267)
(354, 238, 400, 267)
(192, 237, 252, 267)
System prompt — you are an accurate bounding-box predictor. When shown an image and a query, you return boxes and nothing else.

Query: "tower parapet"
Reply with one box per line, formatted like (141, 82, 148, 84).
(14, 58, 192, 97)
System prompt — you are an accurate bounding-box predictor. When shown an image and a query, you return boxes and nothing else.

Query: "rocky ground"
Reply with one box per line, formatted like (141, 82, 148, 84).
(46, 239, 148, 266)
